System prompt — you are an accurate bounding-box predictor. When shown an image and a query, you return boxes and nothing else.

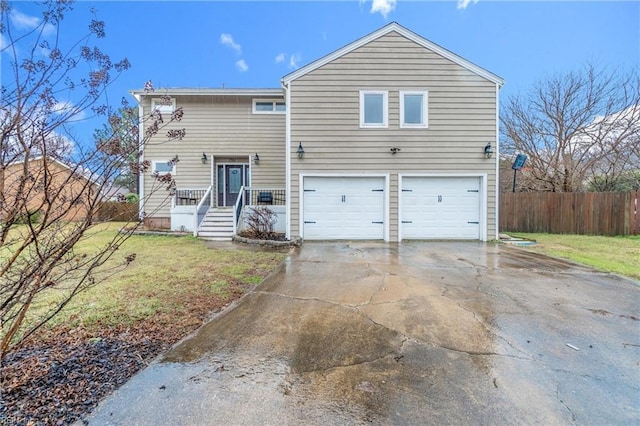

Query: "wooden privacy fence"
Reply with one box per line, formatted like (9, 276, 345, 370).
(500, 191, 639, 236)
(96, 202, 139, 222)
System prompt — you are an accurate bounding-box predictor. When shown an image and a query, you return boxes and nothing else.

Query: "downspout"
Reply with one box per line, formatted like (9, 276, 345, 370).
(132, 91, 145, 223)
(494, 82, 502, 241)
(282, 79, 292, 240)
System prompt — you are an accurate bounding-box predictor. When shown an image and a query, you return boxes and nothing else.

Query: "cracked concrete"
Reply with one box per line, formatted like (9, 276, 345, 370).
(84, 242, 640, 425)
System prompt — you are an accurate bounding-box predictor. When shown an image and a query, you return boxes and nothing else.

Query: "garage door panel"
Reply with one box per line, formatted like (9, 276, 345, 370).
(303, 177, 385, 240)
(401, 177, 481, 240)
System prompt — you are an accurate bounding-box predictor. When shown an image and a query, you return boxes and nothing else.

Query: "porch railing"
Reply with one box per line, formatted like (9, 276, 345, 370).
(233, 186, 245, 234)
(233, 187, 286, 233)
(174, 189, 209, 206)
(194, 186, 212, 236)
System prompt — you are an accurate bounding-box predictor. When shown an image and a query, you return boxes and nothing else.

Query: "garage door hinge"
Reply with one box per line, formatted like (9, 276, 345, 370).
(371, 221, 384, 224)
(467, 221, 479, 224)
(467, 189, 479, 192)
(304, 189, 316, 192)
(304, 221, 316, 224)
(402, 221, 412, 223)
(402, 189, 413, 192)
(372, 189, 384, 192)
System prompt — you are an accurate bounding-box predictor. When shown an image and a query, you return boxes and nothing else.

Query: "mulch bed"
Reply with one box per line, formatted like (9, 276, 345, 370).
(0, 284, 248, 425)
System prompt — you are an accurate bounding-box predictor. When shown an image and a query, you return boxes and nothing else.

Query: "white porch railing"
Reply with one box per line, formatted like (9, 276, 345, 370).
(193, 185, 213, 236)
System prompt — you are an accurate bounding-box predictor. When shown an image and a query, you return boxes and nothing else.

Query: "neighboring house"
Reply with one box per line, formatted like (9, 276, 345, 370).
(102, 185, 131, 202)
(1, 156, 98, 222)
(133, 22, 504, 241)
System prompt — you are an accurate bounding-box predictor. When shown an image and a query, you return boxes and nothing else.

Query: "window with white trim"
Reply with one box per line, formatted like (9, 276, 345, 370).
(152, 160, 176, 175)
(151, 97, 176, 114)
(400, 91, 428, 128)
(253, 99, 286, 114)
(360, 91, 388, 128)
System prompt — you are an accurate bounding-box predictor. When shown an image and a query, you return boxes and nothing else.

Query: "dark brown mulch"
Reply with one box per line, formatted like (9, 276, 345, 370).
(1, 331, 166, 425)
(0, 282, 249, 425)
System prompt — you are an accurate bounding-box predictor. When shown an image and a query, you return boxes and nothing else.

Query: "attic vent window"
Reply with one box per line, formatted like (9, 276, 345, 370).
(151, 97, 176, 114)
(253, 100, 286, 114)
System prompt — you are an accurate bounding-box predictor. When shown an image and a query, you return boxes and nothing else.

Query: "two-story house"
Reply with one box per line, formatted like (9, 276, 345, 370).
(133, 22, 504, 242)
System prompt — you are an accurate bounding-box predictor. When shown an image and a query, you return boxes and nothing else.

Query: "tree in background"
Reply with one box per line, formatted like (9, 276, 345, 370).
(501, 64, 639, 192)
(0, 0, 185, 358)
(93, 106, 140, 194)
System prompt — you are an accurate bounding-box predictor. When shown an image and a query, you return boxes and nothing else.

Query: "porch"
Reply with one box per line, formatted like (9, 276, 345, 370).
(170, 186, 287, 241)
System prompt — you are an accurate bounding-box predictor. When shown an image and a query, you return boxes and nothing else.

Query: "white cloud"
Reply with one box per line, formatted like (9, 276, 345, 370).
(220, 33, 242, 54)
(370, 0, 397, 19)
(457, 0, 479, 10)
(8, 9, 56, 37)
(235, 59, 248, 72)
(275, 53, 285, 64)
(289, 53, 301, 70)
(9, 10, 40, 30)
(52, 101, 87, 121)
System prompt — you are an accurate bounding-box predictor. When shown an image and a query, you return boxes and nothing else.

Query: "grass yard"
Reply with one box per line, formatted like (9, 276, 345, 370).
(510, 233, 640, 281)
(47, 222, 288, 332)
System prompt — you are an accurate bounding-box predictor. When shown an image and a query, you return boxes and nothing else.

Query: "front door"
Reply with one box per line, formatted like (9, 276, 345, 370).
(217, 164, 249, 206)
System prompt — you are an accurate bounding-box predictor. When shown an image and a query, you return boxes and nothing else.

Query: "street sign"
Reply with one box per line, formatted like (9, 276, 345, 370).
(512, 154, 527, 170)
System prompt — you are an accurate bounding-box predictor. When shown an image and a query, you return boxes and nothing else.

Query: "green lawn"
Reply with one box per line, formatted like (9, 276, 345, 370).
(5, 223, 288, 341)
(510, 233, 640, 281)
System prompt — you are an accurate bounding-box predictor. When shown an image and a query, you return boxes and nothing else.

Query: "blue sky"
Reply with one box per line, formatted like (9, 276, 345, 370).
(2, 1, 639, 145)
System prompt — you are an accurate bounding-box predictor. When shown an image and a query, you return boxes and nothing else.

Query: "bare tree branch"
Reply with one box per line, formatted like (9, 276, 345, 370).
(0, 1, 187, 358)
(501, 63, 640, 192)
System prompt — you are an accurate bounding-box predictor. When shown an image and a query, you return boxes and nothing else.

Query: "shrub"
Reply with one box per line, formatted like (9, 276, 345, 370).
(241, 206, 278, 240)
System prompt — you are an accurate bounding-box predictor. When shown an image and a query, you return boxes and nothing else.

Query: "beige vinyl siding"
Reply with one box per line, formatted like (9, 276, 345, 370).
(289, 31, 498, 241)
(142, 94, 285, 221)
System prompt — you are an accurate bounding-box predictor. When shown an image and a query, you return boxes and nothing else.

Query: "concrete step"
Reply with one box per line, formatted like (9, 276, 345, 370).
(198, 232, 234, 238)
(197, 208, 235, 241)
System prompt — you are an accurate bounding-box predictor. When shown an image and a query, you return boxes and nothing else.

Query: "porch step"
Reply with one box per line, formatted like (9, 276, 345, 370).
(197, 208, 235, 241)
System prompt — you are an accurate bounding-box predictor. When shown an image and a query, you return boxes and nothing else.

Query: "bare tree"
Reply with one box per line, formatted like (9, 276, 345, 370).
(0, 1, 185, 358)
(501, 64, 640, 192)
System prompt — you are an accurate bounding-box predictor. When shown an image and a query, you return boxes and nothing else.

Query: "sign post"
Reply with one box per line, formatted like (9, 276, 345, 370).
(511, 154, 527, 192)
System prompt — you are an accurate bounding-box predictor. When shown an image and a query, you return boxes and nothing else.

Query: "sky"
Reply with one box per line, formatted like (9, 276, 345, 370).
(2, 0, 639, 146)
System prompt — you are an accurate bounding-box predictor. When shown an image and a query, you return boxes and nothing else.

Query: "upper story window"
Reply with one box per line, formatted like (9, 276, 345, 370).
(151, 97, 176, 114)
(360, 90, 388, 128)
(400, 91, 428, 128)
(253, 99, 286, 114)
(152, 160, 175, 175)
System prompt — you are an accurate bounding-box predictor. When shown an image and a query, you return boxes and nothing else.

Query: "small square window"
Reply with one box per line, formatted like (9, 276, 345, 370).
(400, 91, 428, 128)
(360, 91, 388, 128)
(152, 160, 175, 175)
(253, 99, 286, 114)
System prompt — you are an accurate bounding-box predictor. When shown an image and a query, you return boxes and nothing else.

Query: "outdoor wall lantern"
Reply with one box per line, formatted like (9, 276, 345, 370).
(253, 153, 260, 165)
(201, 152, 208, 164)
(484, 143, 494, 159)
(297, 142, 305, 159)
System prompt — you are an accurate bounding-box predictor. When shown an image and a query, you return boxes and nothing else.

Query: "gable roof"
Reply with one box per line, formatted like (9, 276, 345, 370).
(282, 22, 504, 87)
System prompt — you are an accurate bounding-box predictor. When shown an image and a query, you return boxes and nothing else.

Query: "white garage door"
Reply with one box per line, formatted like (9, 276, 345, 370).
(401, 176, 481, 240)
(303, 177, 385, 240)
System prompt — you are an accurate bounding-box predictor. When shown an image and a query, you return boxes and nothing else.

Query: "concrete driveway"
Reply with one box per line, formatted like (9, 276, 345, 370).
(85, 242, 639, 425)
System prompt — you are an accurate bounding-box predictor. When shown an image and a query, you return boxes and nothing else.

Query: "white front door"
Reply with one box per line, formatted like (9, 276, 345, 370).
(400, 176, 481, 240)
(303, 176, 385, 240)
